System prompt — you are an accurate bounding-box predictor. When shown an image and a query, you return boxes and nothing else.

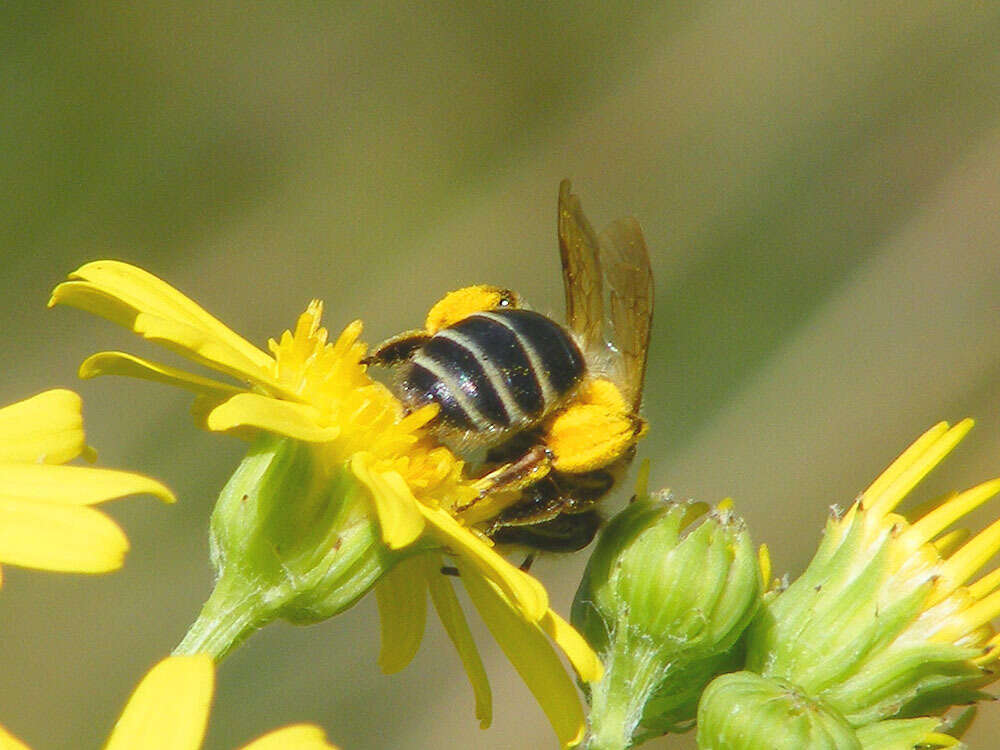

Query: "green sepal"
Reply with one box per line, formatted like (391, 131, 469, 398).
(571, 494, 672, 655)
(697, 671, 862, 750)
(176, 432, 412, 659)
(823, 641, 985, 725)
(745, 505, 994, 726)
(636, 636, 745, 736)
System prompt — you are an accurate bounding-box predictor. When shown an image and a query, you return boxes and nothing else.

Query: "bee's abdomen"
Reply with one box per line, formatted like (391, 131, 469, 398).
(399, 309, 585, 437)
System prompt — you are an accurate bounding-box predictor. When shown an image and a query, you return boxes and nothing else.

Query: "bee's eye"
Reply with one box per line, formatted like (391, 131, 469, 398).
(496, 290, 519, 308)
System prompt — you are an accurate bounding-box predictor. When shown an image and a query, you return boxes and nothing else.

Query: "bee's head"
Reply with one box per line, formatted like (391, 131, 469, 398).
(424, 285, 522, 333)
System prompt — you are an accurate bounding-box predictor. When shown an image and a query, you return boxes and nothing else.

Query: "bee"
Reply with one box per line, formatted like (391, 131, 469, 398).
(364, 180, 653, 553)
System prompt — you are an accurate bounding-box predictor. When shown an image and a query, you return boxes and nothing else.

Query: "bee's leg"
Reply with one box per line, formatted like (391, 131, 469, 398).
(518, 552, 537, 572)
(471, 445, 553, 500)
(361, 329, 431, 367)
(542, 396, 646, 474)
(491, 506, 603, 553)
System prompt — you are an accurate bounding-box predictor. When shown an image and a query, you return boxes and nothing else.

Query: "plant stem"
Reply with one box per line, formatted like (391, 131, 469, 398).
(173, 570, 272, 660)
(585, 631, 665, 750)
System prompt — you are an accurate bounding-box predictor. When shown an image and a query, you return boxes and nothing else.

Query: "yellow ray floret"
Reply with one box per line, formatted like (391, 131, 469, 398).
(0, 390, 173, 577)
(0, 389, 92, 464)
(51, 261, 273, 386)
(862, 420, 974, 519)
(840, 421, 1000, 665)
(100, 655, 338, 750)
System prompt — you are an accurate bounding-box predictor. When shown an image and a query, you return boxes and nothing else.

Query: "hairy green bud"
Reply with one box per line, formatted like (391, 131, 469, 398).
(573, 494, 761, 748)
(175, 433, 412, 659)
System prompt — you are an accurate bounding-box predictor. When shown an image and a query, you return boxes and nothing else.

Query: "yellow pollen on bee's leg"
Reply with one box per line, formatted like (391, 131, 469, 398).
(545, 379, 642, 474)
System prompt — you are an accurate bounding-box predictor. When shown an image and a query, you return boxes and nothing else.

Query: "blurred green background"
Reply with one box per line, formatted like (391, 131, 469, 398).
(3, 2, 1000, 748)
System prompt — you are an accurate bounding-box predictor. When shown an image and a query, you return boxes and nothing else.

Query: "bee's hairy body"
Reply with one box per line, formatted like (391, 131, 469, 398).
(397, 309, 586, 444)
(366, 180, 653, 555)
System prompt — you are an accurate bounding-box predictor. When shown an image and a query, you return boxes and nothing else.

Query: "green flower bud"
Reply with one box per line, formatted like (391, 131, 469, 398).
(698, 673, 960, 750)
(572, 494, 762, 748)
(175, 433, 412, 659)
(697, 672, 861, 750)
(742, 421, 1000, 736)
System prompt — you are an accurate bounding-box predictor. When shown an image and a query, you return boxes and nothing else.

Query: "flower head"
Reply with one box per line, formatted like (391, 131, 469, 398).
(696, 671, 959, 750)
(0, 655, 338, 749)
(0, 388, 173, 581)
(51, 261, 600, 747)
(572, 492, 761, 748)
(745, 419, 1000, 726)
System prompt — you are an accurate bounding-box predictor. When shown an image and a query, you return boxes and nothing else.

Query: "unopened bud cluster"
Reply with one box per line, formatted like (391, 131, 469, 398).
(579, 422, 1000, 749)
(572, 493, 761, 749)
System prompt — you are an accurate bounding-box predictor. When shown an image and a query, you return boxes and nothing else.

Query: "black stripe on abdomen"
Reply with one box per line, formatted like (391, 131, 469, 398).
(488, 309, 585, 397)
(452, 314, 545, 418)
(400, 361, 479, 431)
(419, 335, 511, 428)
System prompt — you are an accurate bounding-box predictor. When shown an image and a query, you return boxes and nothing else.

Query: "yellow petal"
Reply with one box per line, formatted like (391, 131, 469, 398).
(938, 516, 1000, 593)
(190, 395, 258, 442)
(457, 560, 586, 749)
(920, 734, 961, 749)
(0, 497, 128, 572)
(0, 389, 86, 464)
(0, 724, 32, 750)
(538, 609, 603, 684)
(80, 352, 243, 399)
(758, 544, 773, 590)
(350, 453, 425, 549)
(863, 422, 951, 503)
(374, 555, 428, 674)
(932, 528, 970, 556)
(239, 725, 338, 750)
(423, 553, 492, 728)
(968, 566, 1000, 600)
(934, 586, 1000, 644)
(130, 313, 278, 389)
(864, 420, 974, 518)
(0, 463, 174, 505)
(901, 479, 1000, 554)
(417, 504, 548, 621)
(51, 261, 272, 380)
(978, 631, 1000, 662)
(104, 656, 213, 750)
(206, 393, 341, 442)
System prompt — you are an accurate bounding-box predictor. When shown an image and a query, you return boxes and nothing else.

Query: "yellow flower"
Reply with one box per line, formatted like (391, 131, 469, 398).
(0, 388, 173, 582)
(51, 261, 601, 748)
(0, 655, 337, 750)
(746, 419, 1000, 726)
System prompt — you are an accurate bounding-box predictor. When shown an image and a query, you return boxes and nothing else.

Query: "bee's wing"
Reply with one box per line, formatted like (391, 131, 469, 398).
(598, 217, 653, 409)
(558, 179, 605, 351)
